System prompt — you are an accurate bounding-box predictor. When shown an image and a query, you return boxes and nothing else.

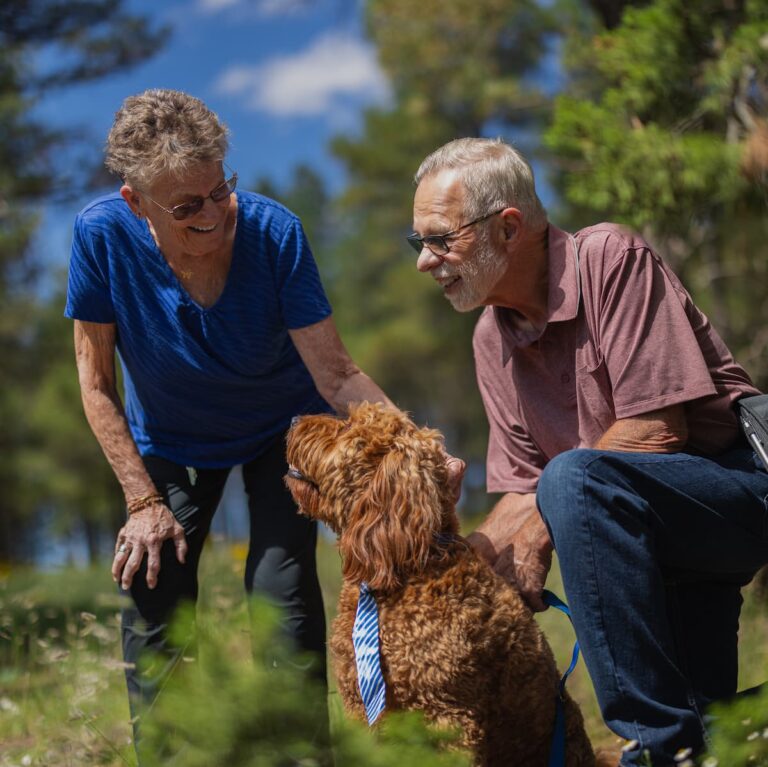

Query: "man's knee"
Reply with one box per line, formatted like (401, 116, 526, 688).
(537, 448, 602, 521)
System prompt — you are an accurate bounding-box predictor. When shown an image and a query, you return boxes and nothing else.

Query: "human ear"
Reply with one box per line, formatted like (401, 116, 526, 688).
(120, 184, 144, 218)
(501, 208, 523, 242)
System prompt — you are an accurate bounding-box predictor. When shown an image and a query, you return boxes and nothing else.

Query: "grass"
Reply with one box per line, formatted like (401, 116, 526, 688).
(1, 535, 767, 766)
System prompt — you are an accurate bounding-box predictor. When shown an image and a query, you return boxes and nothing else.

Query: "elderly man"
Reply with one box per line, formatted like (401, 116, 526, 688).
(409, 137, 768, 766)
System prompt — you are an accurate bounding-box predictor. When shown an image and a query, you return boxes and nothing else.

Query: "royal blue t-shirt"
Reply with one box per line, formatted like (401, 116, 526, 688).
(65, 190, 333, 468)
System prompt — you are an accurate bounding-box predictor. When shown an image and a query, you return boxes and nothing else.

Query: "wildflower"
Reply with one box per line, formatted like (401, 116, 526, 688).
(0, 696, 19, 714)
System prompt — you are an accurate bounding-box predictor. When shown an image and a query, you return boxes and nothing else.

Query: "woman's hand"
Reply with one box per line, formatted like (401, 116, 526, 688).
(112, 502, 188, 590)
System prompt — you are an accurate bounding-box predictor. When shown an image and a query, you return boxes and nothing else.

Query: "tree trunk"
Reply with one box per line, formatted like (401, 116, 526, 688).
(586, 0, 649, 29)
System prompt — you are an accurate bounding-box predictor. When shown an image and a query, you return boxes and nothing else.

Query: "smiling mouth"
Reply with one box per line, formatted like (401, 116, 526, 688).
(439, 276, 461, 291)
(188, 224, 217, 233)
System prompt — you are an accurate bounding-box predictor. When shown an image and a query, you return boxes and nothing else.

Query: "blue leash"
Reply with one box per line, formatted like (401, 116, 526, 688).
(542, 589, 581, 767)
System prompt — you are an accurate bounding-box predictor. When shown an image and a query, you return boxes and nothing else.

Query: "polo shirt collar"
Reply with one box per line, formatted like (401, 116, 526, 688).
(494, 224, 580, 360)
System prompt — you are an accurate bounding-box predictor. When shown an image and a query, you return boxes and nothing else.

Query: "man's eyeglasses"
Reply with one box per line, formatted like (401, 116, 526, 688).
(144, 167, 238, 221)
(406, 208, 505, 257)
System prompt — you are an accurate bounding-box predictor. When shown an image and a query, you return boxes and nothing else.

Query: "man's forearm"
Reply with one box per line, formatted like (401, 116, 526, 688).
(595, 405, 688, 453)
(81, 386, 158, 502)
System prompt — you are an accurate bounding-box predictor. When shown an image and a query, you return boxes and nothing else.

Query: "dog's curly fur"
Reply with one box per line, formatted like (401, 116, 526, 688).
(285, 403, 603, 767)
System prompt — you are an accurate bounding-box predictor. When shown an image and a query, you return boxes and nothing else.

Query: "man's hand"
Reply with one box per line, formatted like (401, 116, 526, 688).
(493, 510, 552, 612)
(112, 503, 188, 590)
(466, 492, 553, 612)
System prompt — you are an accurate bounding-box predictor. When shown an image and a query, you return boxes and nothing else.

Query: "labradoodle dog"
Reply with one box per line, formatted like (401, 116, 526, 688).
(285, 403, 607, 767)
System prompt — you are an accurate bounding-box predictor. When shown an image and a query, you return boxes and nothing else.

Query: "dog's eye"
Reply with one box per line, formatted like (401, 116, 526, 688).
(287, 467, 318, 487)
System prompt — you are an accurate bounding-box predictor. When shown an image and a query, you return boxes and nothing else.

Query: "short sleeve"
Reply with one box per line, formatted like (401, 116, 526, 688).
(64, 214, 115, 323)
(275, 219, 332, 329)
(587, 240, 716, 418)
(474, 318, 546, 494)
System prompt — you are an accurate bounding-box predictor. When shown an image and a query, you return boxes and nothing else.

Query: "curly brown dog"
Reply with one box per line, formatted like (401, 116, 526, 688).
(285, 402, 612, 767)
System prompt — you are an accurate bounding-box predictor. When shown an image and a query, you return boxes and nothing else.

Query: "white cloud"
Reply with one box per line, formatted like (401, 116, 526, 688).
(197, 0, 241, 12)
(214, 32, 391, 118)
(255, 0, 308, 17)
(197, 0, 311, 17)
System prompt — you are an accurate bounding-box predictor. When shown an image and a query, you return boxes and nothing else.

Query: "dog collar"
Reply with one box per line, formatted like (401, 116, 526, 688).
(353, 582, 386, 725)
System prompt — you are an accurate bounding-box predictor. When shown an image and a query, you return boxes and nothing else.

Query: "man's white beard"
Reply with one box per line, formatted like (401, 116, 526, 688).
(437, 235, 507, 312)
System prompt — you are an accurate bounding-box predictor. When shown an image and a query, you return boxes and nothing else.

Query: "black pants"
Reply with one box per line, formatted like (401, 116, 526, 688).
(120, 434, 328, 754)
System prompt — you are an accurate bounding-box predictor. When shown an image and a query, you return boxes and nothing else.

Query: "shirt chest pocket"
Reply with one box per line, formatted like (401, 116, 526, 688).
(575, 339, 615, 443)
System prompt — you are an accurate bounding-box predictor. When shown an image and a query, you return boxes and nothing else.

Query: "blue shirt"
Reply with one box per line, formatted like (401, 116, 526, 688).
(65, 190, 333, 468)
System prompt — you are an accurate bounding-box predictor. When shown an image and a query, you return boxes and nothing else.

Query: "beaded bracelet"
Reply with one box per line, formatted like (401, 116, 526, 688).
(126, 492, 164, 515)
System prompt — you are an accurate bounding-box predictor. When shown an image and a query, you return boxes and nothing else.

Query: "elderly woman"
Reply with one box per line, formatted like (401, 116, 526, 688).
(65, 89, 411, 752)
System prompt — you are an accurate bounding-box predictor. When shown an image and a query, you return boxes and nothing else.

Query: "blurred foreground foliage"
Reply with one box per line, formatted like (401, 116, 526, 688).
(1, 541, 767, 766)
(139, 602, 470, 767)
(0, 542, 473, 766)
(708, 685, 768, 767)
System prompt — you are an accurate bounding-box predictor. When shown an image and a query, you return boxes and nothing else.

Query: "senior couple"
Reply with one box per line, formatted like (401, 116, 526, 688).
(67, 89, 768, 766)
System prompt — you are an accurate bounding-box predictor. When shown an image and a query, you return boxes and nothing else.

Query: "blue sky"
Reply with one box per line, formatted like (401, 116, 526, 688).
(33, 0, 391, 278)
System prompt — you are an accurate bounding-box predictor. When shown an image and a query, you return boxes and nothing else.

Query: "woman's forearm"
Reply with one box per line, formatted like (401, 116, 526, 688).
(80, 384, 158, 502)
(325, 369, 397, 415)
(74, 320, 157, 504)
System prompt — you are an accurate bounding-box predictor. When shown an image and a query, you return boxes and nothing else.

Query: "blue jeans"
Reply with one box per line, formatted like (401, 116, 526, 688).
(536, 442, 768, 767)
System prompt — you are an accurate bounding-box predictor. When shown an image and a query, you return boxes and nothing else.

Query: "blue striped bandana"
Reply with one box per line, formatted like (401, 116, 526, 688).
(352, 582, 386, 725)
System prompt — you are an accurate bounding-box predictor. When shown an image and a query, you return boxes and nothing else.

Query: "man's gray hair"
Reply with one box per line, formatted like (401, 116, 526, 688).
(105, 89, 229, 189)
(415, 138, 548, 231)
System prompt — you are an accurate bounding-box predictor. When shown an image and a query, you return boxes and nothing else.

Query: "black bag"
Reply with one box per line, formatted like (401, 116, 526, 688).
(738, 394, 768, 471)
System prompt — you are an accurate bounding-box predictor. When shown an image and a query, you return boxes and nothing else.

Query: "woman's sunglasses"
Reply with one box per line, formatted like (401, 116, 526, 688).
(145, 168, 238, 221)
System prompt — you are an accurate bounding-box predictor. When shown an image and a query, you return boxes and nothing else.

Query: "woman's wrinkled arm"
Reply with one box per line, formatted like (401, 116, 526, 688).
(74, 320, 187, 589)
(288, 316, 395, 414)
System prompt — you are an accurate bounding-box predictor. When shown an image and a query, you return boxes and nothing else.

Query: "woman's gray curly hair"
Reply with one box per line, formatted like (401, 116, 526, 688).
(415, 137, 548, 232)
(105, 89, 229, 189)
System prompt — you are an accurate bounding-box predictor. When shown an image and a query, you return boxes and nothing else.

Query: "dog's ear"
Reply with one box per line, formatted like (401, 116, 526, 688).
(339, 436, 446, 592)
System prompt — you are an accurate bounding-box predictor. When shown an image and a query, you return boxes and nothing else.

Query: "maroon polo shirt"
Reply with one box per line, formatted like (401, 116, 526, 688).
(473, 223, 759, 495)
